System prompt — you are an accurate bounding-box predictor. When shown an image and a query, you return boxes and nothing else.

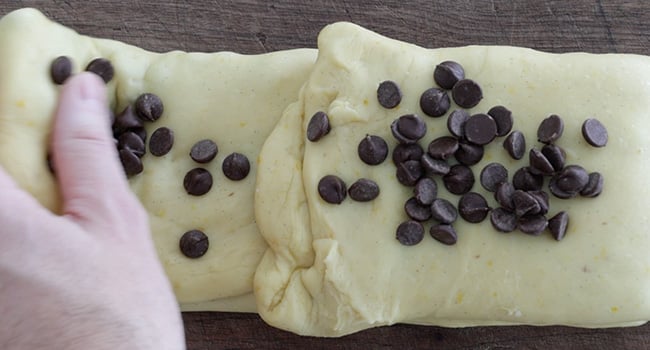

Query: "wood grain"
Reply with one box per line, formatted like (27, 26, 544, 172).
(2, 1, 650, 349)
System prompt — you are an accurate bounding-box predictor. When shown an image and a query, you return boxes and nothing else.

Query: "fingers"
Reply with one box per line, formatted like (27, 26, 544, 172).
(51, 73, 132, 226)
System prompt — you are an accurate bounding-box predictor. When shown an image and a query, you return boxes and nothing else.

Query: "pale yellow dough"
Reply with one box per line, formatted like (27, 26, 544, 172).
(254, 22, 650, 336)
(0, 8, 315, 309)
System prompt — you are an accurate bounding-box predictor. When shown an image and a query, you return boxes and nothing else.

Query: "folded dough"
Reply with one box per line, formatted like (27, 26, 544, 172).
(254, 22, 650, 336)
(0, 8, 315, 308)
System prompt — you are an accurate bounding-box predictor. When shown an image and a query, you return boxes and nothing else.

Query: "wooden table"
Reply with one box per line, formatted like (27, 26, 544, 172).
(2, 1, 650, 348)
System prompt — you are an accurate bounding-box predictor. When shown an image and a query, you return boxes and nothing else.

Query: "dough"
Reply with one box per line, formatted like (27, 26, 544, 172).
(0, 8, 316, 308)
(254, 22, 650, 336)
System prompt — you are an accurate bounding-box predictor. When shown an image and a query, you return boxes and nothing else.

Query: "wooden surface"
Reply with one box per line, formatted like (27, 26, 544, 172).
(2, 1, 650, 348)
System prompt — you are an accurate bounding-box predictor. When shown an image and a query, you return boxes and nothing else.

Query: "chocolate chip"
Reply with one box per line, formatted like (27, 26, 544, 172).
(428, 136, 458, 160)
(391, 114, 427, 143)
(580, 172, 604, 198)
(118, 131, 146, 158)
(549, 165, 589, 198)
(443, 164, 474, 195)
(464, 113, 497, 145)
(392, 143, 424, 165)
(430, 224, 458, 245)
(494, 182, 516, 211)
(396, 160, 423, 187)
(133, 127, 147, 144)
(548, 211, 569, 241)
(487, 105, 513, 137)
(179, 230, 209, 259)
(541, 144, 566, 172)
(529, 148, 555, 176)
(454, 141, 484, 166)
(512, 167, 543, 191)
(451, 79, 483, 108)
(512, 190, 541, 217)
(190, 139, 218, 163)
(377, 80, 402, 109)
(420, 154, 450, 176)
(480, 163, 508, 192)
(447, 109, 469, 138)
(529, 190, 550, 215)
(504, 130, 526, 160)
(119, 149, 143, 177)
(113, 105, 144, 134)
(405, 197, 432, 221)
(396, 220, 425, 246)
(518, 215, 548, 235)
(149, 127, 174, 157)
(307, 111, 331, 142)
(414, 177, 437, 205)
(222, 152, 250, 181)
(135, 93, 164, 122)
(51, 56, 73, 85)
(85, 58, 114, 83)
(458, 192, 489, 223)
(582, 118, 608, 147)
(358, 135, 389, 165)
(537, 114, 564, 144)
(431, 198, 458, 224)
(420, 88, 451, 117)
(434, 61, 465, 89)
(490, 207, 518, 233)
(348, 178, 380, 202)
(184, 168, 213, 196)
(318, 175, 347, 204)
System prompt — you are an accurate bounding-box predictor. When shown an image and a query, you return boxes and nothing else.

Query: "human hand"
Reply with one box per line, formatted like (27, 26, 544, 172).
(0, 73, 185, 349)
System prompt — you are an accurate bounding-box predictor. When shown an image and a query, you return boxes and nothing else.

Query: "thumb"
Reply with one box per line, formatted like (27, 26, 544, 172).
(52, 73, 130, 225)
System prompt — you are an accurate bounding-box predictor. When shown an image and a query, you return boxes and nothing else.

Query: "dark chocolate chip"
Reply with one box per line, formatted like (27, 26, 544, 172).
(133, 127, 147, 143)
(179, 230, 209, 259)
(431, 198, 458, 224)
(377, 80, 402, 109)
(396, 160, 423, 187)
(447, 109, 469, 138)
(434, 61, 465, 90)
(495, 182, 516, 211)
(420, 88, 451, 117)
(490, 207, 518, 233)
(222, 152, 250, 181)
(85, 58, 114, 83)
(528, 190, 550, 215)
(358, 135, 389, 165)
(307, 111, 330, 142)
(512, 167, 543, 191)
(149, 127, 174, 157)
(414, 177, 437, 205)
(580, 172, 604, 198)
(119, 149, 143, 177)
(184, 168, 213, 196)
(537, 114, 564, 144)
(396, 220, 425, 246)
(480, 163, 508, 192)
(541, 144, 566, 172)
(190, 139, 218, 163)
(518, 215, 548, 235)
(430, 224, 458, 245)
(529, 148, 555, 176)
(318, 175, 347, 204)
(135, 93, 164, 122)
(113, 105, 144, 134)
(348, 178, 380, 202)
(443, 164, 475, 195)
(118, 131, 146, 158)
(458, 192, 489, 223)
(451, 79, 483, 108)
(553, 165, 589, 194)
(428, 136, 459, 160)
(487, 105, 513, 137)
(392, 143, 424, 165)
(582, 118, 608, 147)
(504, 130, 526, 160)
(51, 56, 73, 85)
(405, 197, 432, 221)
(454, 141, 484, 166)
(464, 113, 497, 146)
(391, 114, 427, 143)
(420, 154, 450, 176)
(512, 190, 541, 217)
(548, 211, 569, 241)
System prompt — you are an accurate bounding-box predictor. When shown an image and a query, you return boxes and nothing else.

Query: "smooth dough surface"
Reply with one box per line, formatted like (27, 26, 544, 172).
(0, 8, 316, 308)
(254, 22, 650, 336)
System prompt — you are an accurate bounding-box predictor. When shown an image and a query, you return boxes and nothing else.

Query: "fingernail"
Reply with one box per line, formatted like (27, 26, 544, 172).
(74, 72, 107, 103)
